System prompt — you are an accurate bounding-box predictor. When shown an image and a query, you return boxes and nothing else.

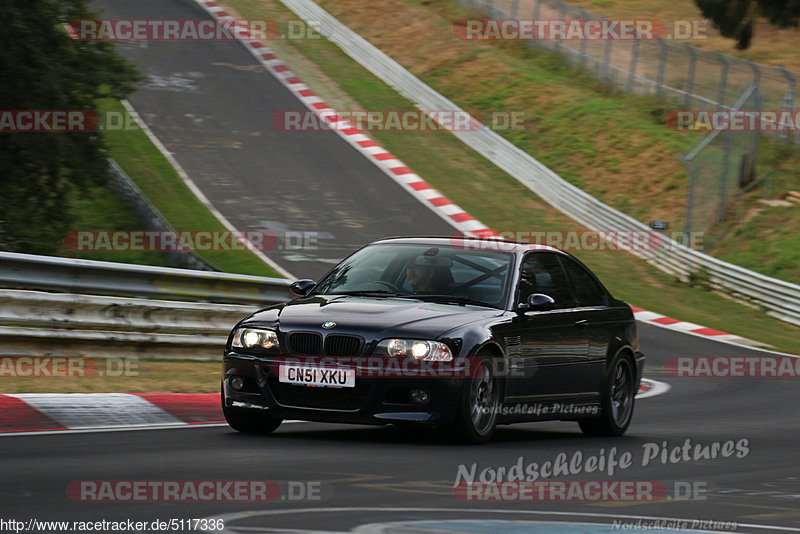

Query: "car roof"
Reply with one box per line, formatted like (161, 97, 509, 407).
(370, 236, 564, 254)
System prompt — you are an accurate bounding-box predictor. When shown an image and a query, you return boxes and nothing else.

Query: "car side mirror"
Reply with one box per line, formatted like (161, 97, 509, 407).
(518, 293, 555, 312)
(290, 279, 316, 297)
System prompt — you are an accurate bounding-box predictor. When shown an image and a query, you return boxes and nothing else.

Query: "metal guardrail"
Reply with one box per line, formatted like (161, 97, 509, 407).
(0, 252, 292, 360)
(280, 0, 800, 327)
(0, 251, 291, 305)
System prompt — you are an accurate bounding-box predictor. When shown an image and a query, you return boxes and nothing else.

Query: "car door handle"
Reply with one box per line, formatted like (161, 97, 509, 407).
(574, 319, 589, 327)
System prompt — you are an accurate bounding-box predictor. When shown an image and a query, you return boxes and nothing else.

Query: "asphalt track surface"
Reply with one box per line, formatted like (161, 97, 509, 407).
(5, 0, 798, 532)
(93, 0, 456, 280)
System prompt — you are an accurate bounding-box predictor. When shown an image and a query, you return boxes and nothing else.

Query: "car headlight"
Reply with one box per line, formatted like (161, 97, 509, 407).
(375, 338, 453, 362)
(231, 328, 279, 350)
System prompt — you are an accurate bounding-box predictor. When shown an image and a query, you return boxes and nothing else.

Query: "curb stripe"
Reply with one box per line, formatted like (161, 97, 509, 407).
(0, 396, 66, 433)
(0, 393, 222, 434)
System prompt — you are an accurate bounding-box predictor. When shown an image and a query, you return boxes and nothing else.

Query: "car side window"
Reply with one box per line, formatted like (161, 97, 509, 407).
(518, 253, 575, 309)
(560, 256, 607, 307)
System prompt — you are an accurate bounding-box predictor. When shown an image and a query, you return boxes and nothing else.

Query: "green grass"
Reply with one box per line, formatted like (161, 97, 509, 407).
(56, 186, 173, 267)
(97, 97, 282, 277)
(219, 0, 800, 354)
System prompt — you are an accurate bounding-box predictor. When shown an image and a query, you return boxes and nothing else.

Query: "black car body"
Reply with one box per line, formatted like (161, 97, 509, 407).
(222, 237, 644, 443)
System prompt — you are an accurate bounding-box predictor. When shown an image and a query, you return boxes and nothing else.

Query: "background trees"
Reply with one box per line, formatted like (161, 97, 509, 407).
(0, 0, 140, 253)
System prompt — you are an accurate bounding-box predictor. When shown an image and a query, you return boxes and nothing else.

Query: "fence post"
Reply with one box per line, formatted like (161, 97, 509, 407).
(751, 85, 762, 170)
(603, 32, 614, 86)
(747, 59, 761, 102)
(533, 0, 541, 21)
(715, 51, 728, 109)
(778, 67, 797, 143)
(578, 7, 589, 70)
(627, 38, 639, 93)
(682, 42, 697, 108)
(656, 39, 667, 99)
(554, 0, 565, 54)
(681, 154, 696, 238)
(716, 131, 732, 223)
(511, 0, 519, 18)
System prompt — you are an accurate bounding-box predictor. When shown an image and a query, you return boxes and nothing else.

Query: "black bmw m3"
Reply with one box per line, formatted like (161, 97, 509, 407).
(222, 237, 644, 443)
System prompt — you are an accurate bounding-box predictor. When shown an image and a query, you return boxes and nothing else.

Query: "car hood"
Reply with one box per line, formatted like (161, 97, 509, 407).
(246, 295, 504, 340)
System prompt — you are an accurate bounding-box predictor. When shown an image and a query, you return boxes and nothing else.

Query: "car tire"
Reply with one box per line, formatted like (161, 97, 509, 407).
(448, 351, 503, 444)
(221, 385, 282, 434)
(579, 352, 636, 437)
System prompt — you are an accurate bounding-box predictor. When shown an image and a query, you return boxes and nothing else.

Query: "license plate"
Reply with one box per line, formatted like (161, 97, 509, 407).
(278, 364, 355, 388)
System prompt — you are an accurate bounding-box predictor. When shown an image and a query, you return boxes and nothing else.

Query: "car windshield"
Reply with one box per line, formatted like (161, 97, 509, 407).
(311, 243, 513, 308)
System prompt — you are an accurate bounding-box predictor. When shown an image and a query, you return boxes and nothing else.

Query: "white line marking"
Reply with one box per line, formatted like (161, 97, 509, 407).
(0, 420, 310, 438)
(200, 506, 800, 534)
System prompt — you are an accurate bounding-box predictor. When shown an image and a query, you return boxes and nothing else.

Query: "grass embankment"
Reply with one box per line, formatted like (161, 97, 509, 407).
(218, 0, 800, 354)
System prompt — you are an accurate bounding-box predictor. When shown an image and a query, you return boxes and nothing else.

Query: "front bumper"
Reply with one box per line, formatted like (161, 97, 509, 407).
(222, 352, 465, 426)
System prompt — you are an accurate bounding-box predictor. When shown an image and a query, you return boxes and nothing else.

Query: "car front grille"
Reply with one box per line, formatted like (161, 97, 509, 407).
(285, 332, 364, 357)
(286, 332, 322, 356)
(324, 335, 363, 357)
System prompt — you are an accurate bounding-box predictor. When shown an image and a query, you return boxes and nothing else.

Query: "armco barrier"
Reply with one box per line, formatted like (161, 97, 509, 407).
(279, 0, 800, 327)
(0, 251, 291, 305)
(0, 253, 291, 359)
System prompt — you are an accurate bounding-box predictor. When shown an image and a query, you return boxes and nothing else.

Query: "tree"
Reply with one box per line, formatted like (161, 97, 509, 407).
(694, 0, 800, 49)
(0, 0, 140, 254)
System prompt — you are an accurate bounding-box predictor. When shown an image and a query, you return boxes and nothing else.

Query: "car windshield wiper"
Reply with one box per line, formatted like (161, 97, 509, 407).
(412, 294, 496, 308)
(328, 290, 402, 297)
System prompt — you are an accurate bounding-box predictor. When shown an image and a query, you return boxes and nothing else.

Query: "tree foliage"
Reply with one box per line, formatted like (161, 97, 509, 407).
(0, 0, 140, 253)
(694, 0, 800, 49)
